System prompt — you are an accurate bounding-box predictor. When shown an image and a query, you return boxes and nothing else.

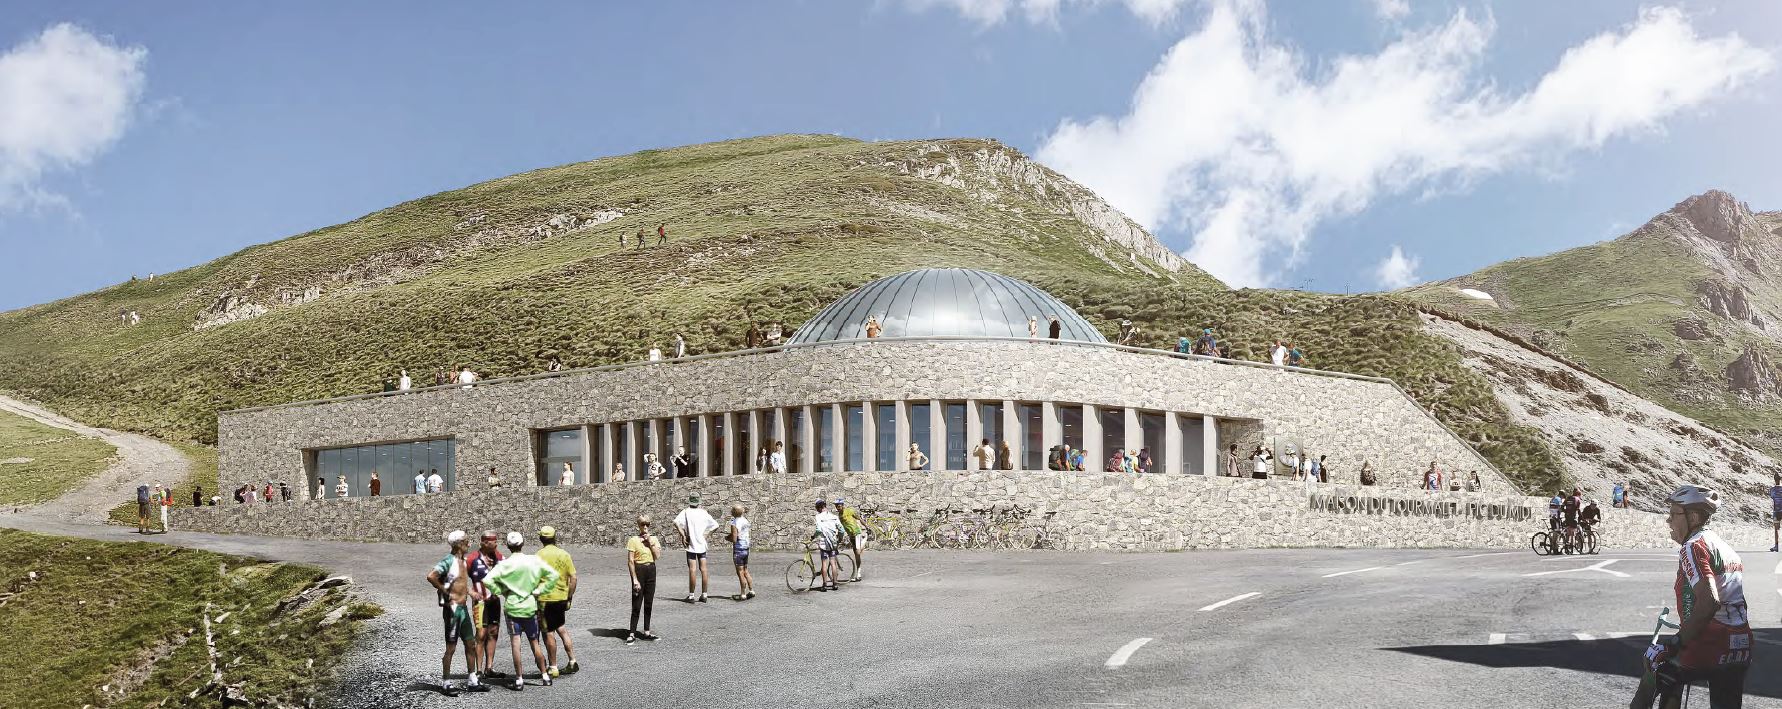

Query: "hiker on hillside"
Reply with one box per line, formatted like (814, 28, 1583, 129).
(192, 485, 202, 508)
(674, 334, 686, 358)
(137, 484, 152, 533)
(657, 223, 668, 245)
(635, 228, 647, 248)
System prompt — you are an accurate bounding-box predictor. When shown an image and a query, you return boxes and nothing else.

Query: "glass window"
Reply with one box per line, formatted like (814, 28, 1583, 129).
(908, 402, 931, 470)
(617, 424, 633, 481)
(680, 419, 700, 478)
(816, 407, 834, 472)
(1020, 403, 1042, 470)
(874, 404, 897, 471)
(590, 426, 607, 484)
(979, 402, 1004, 454)
(316, 448, 340, 499)
(641, 420, 659, 474)
(735, 413, 754, 475)
(390, 443, 410, 494)
(707, 415, 724, 476)
(944, 402, 967, 470)
(790, 408, 806, 473)
(1140, 412, 1166, 474)
(844, 405, 864, 472)
(536, 428, 583, 486)
(311, 438, 453, 496)
(1059, 405, 1083, 450)
(1101, 407, 1126, 471)
(1182, 416, 1206, 476)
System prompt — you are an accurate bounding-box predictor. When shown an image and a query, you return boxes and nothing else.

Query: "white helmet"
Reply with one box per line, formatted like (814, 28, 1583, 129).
(1664, 485, 1719, 512)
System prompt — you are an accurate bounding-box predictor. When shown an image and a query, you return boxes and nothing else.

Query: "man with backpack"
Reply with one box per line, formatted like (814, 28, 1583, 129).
(136, 484, 152, 533)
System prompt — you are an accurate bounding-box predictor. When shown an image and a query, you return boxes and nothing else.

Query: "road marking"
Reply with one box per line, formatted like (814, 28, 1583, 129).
(1453, 552, 1520, 559)
(1487, 633, 1506, 645)
(1573, 632, 1596, 641)
(907, 571, 937, 579)
(1105, 638, 1153, 668)
(1198, 592, 1261, 612)
(1523, 559, 1629, 578)
(1539, 555, 1670, 562)
(1395, 560, 1423, 566)
(1323, 566, 1385, 578)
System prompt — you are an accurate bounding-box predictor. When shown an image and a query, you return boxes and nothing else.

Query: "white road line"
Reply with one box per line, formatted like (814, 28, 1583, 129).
(1523, 559, 1628, 578)
(1573, 632, 1596, 641)
(1453, 552, 1520, 559)
(1487, 633, 1506, 645)
(1198, 592, 1261, 612)
(1323, 566, 1385, 578)
(1395, 560, 1423, 566)
(1104, 638, 1153, 668)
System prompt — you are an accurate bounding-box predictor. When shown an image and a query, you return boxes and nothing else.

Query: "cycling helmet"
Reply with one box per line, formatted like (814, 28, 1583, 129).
(1664, 485, 1719, 512)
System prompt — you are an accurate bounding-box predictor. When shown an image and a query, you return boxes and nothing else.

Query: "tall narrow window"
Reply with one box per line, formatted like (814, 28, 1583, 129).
(978, 401, 1004, 453)
(816, 407, 835, 472)
(1140, 412, 1166, 474)
(1059, 405, 1083, 450)
(874, 404, 897, 471)
(790, 408, 807, 473)
(708, 415, 726, 476)
(844, 405, 864, 471)
(944, 402, 967, 470)
(907, 402, 931, 470)
(734, 413, 753, 475)
(535, 428, 583, 486)
(1101, 407, 1126, 471)
(1020, 403, 1043, 470)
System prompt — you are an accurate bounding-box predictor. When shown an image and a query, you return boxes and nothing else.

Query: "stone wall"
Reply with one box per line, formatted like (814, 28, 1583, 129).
(218, 341, 1513, 500)
(174, 469, 1771, 552)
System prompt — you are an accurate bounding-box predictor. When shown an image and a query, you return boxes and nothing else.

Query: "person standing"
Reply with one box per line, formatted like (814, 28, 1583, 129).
(426, 531, 482, 696)
(369, 472, 381, 497)
(997, 440, 1014, 471)
(674, 496, 719, 602)
(398, 369, 412, 391)
(727, 504, 754, 600)
(1047, 315, 1062, 340)
(1224, 444, 1241, 478)
(1360, 461, 1377, 486)
(1137, 448, 1153, 475)
(457, 366, 477, 389)
(465, 531, 505, 680)
(865, 316, 883, 339)
(766, 323, 783, 346)
(973, 439, 996, 471)
(612, 462, 627, 482)
(645, 454, 666, 480)
(674, 334, 686, 358)
(769, 441, 787, 474)
(264, 480, 276, 503)
(754, 447, 767, 475)
(534, 526, 580, 678)
(1250, 446, 1272, 480)
(335, 476, 349, 498)
(158, 483, 172, 532)
(656, 223, 668, 245)
(484, 531, 559, 690)
(1027, 315, 1039, 340)
(625, 515, 662, 644)
(836, 497, 866, 582)
(1270, 340, 1287, 367)
(1638, 485, 1749, 707)
(414, 470, 427, 495)
(671, 447, 694, 479)
(812, 500, 844, 592)
(635, 228, 646, 249)
(908, 443, 930, 471)
(136, 485, 151, 533)
(1613, 481, 1627, 509)
(279, 481, 291, 502)
(487, 467, 504, 489)
(560, 461, 576, 486)
(191, 485, 202, 508)
(647, 346, 662, 362)
(427, 469, 446, 494)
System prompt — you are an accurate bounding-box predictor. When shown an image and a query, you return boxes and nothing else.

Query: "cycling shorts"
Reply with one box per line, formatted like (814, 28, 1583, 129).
(442, 604, 474, 645)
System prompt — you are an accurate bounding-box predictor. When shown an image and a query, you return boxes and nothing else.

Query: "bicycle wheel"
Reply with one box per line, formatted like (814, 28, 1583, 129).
(1530, 531, 1550, 556)
(786, 559, 815, 593)
(1585, 530, 1600, 555)
(835, 553, 855, 583)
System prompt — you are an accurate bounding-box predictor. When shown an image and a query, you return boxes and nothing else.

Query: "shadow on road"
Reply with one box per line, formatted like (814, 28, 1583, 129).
(1387, 629, 1781, 699)
(589, 627, 632, 639)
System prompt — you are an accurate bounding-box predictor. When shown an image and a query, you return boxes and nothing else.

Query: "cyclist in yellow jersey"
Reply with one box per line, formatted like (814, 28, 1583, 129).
(534, 526, 579, 678)
(836, 498, 865, 582)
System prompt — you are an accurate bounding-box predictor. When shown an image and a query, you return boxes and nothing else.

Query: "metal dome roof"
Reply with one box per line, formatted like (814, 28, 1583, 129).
(788, 268, 1107, 344)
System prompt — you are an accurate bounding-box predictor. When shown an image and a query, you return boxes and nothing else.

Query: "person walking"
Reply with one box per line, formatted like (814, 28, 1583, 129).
(674, 334, 686, 358)
(836, 497, 866, 582)
(413, 470, 427, 494)
(727, 504, 754, 600)
(769, 441, 787, 474)
(675, 496, 719, 602)
(428, 468, 446, 493)
(635, 228, 646, 249)
(812, 500, 844, 592)
(484, 531, 559, 690)
(136, 484, 151, 533)
(908, 443, 930, 471)
(973, 439, 996, 471)
(1769, 472, 1781, 552)
(625, 515, 662, 644)
(534, 526, 580, 678)
(426, 530, 483, 696)
(656, 223, 668, 246)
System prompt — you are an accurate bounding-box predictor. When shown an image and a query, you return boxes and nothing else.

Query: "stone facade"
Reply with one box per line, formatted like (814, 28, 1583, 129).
(219, 340, 1513, 501)
(173, 469, 1769, 551)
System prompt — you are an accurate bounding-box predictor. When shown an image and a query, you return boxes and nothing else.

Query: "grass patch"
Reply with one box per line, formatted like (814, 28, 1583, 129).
(0, 528, 364, 708)
(0, 407, 115, 506)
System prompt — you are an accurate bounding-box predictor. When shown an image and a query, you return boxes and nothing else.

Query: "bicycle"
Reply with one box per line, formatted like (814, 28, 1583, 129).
(1630, 606, 1691, 708)
(785, 543, 854, 593)
(1579, 526, 1599, 555)
(860, 507, 905, 548)
(1529, 528, 1561, 556)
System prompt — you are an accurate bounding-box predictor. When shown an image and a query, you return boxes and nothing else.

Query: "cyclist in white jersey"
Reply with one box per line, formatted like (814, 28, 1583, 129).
(1642, 484, 1749, 708)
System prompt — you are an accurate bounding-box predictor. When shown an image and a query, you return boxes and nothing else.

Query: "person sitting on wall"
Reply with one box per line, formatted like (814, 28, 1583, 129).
(1068, 447, 1087, 472)
(1107, 448, 1127, 474)
(1137, 448, 1153, 474)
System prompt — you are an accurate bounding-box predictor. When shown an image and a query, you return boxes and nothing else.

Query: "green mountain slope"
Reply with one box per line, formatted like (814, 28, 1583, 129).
(1403, 190, 1782, 457)
(0, 135, 1564, 492)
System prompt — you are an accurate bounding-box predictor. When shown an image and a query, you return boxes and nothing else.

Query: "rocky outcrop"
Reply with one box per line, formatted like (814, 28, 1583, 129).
(1672, 318, 1709, 340)
(1697, 279, 1752, 321)
(1673, 190, 1763, 247)
(1725, 346, 1781, 398)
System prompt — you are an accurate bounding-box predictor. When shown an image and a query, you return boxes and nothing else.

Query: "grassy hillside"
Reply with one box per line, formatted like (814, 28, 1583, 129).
(0, 134, 1565, 492)
(1403, 191, 1782, 454)
(0, 529, 374, 708)
(0, 408, 116, 506)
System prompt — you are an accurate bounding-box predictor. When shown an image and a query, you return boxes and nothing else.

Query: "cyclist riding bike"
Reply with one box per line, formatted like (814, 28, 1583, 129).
(1560, 487, 1582, 551)
(1639, 484, 1750, 708)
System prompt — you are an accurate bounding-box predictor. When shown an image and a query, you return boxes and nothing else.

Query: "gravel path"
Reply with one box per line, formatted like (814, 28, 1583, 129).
(0, 394, 190, 523)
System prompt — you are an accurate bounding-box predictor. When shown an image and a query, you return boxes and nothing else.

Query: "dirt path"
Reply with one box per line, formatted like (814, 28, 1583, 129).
(0, 394, 190, 523)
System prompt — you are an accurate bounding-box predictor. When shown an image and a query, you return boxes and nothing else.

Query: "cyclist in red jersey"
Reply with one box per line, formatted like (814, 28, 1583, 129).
(1643, 484, 1749, 707)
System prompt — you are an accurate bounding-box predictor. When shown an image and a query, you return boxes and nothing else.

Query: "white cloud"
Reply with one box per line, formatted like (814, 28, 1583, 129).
(1374, 245, 1421, 289)
(1035, 2, 1773, 287)
(901, 0, 1192, 27)
(1372, 0, 1410, 21)
(0, 24, 147, 213)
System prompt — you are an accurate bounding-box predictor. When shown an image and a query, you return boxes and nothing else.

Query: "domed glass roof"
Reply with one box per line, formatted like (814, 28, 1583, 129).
(788, 268, 1107, 344)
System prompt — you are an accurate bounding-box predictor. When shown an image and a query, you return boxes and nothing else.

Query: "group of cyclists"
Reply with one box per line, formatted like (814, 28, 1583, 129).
(1544, 485, 1603, 552)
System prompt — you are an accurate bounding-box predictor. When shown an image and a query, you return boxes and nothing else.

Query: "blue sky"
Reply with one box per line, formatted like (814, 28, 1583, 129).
(1, 0, 1778, 309)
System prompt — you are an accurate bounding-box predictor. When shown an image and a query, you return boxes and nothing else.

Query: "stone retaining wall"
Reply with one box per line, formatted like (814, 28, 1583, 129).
(174, 470, 1768, 551)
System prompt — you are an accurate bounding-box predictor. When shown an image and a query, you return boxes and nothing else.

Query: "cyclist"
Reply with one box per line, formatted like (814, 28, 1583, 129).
(1769, 472, 1780, 553)
(1580, 498, 1602, 535)
(812, 500, 843, 592)
(1547, 490, 1563, 535)
(835, 498, 865, 582)
(1560, 487, 1582, 552)
(1642, 484, 1749, 707)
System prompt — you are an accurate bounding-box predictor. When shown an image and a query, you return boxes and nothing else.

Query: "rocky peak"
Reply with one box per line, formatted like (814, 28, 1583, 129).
(1670, 190, 1760, 246)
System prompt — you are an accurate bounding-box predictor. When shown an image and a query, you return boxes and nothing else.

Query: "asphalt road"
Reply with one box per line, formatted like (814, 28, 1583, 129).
(7, 514, 1780, 709)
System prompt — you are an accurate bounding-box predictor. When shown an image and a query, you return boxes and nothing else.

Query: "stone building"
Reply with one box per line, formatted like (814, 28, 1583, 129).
(217, 268, 1512, 505)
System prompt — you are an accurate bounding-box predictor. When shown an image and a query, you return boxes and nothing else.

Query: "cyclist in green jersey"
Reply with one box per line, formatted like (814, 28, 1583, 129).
(835, 498, 865, 582)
